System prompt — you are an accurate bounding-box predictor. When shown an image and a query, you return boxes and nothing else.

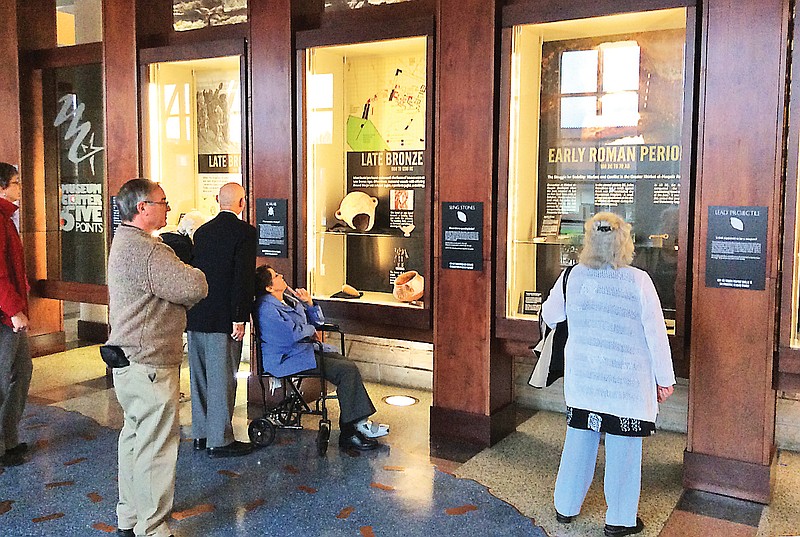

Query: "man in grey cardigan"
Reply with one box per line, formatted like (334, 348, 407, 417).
(106, 179, 207, 537)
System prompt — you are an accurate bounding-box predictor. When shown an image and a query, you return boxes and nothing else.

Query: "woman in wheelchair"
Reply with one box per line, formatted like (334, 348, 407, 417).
(254, 265, 389, 451)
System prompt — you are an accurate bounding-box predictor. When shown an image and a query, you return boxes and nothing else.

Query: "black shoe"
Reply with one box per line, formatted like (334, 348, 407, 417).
(116, 529, 134, 537)
(338, 430, 378, 451)
(6, 443, 28, 456)
(207, 440, 253, 458)
(0, 451, 24, 467)
(604, 517, 644, 537)
(193, 438, 206, 450)
(556, 511, 575, 523)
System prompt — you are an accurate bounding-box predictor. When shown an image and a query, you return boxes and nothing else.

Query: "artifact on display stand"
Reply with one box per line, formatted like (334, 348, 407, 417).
(335, 191, 379, 231)
(393, 270, 424, 303)
(330, 284, 364, 299)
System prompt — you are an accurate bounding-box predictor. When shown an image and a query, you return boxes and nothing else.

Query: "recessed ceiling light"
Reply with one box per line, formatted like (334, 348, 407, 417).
(383, 395, 418, 407)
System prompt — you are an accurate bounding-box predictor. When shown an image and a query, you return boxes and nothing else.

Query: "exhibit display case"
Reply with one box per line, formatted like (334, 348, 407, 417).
(142, 54, 244, 230)
(304, 36, 430, 310)
(502, 8, 689, 335)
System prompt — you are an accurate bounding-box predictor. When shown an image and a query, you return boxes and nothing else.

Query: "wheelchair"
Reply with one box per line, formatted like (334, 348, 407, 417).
(248, 318, 345, 457)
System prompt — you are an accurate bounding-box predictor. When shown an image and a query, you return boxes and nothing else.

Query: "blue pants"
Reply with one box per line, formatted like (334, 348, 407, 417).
(553, 426, 642, 526)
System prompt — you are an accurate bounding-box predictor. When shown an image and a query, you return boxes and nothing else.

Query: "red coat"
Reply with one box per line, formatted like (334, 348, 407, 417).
(0, 198, 28, 327)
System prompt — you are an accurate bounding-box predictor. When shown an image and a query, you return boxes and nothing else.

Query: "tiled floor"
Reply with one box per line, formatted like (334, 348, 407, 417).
(2, 344, 799, 536)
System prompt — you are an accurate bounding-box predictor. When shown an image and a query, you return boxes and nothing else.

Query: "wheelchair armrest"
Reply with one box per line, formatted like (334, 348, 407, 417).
(299, 336, 324, 351)
(315, 322, 341, 333)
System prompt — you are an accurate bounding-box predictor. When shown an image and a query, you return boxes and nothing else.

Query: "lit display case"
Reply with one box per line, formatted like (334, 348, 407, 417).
(142, 55, 244, 229)
(503, 9, 689, 333)
(304, 36, 430, 309)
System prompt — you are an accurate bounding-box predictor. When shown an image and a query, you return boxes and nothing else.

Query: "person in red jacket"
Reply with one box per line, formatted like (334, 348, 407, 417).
(0, 162, 31, 468)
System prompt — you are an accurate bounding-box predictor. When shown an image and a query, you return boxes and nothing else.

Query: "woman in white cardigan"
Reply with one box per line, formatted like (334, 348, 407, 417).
(541, 212, 676, 537)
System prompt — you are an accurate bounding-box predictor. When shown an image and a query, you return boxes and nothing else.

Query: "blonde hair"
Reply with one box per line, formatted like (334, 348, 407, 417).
(579, 212, 634, 269)
(176, 210, 206, 237)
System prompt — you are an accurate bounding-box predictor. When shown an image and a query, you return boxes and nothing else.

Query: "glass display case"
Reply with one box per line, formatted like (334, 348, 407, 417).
(305, 36, 430, 308)
(505, 9, 688, 332)
(143, 55, 244, 229)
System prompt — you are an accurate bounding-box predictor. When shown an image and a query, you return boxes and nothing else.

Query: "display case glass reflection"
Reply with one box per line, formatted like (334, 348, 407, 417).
(306, 37, 428, 307)
(506, 9, 687, 330)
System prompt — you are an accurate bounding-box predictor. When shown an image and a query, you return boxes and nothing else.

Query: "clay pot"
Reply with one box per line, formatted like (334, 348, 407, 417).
(393, 270, 424, 302)
(335, 191, 378, 231)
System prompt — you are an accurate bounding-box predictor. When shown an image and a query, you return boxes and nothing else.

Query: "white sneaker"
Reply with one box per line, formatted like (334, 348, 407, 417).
(355, 419, 389, 438)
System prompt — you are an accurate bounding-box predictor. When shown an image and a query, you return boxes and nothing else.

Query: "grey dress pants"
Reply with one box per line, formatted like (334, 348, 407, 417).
(0, 324, 31, 457)
(310, 350, 376, 426)
(187, 331, 243, 448)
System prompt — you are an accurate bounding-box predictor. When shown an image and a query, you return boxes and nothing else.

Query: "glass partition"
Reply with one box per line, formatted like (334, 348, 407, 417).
(43, 63, 107, 284)
(173, 0, 247, 32)
(506, 9, 688, 332)
(305, 36, 429, 307)
(325, 0, 413, 11)
(56, 0, 102, 46)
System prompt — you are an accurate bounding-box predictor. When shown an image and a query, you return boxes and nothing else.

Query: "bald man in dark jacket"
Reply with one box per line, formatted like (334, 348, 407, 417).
(187, 183, 257, 458)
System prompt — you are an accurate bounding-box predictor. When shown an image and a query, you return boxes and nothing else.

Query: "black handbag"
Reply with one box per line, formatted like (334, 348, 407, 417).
(99, 345, 130, 368)
(529, 264, 574, 388)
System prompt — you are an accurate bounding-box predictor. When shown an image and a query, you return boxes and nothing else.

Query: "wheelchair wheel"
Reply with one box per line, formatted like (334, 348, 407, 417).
(317, 420, 330, 457)
(248, 418, 276, 447)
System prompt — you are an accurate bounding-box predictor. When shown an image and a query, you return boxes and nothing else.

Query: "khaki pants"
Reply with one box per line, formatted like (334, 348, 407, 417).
(113, 362, 179, 537)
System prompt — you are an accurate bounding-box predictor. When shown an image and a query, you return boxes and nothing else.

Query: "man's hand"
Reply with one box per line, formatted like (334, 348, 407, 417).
(231, 322, 245, 341)
(11, 312, 29, 333)
(657, 384, 674, 403)
(294, 288, 313, 306)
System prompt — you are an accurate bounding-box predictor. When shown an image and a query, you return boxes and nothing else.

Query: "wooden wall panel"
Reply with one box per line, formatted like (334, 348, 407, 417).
(247, 0, 295, 406)
(432, 0, 511, 445)
(103, 0, 139, 198)
(250, 0, 294, 279)
(16, 0, 56, 51)
(0, 0, 21, 166)
(136, 0, 173, 46)
(686, 0, 787, 502)
(15, 0, 64, 348)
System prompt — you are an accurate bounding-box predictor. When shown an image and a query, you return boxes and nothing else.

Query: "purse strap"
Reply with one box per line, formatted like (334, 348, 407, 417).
(562, 264, 575, 302)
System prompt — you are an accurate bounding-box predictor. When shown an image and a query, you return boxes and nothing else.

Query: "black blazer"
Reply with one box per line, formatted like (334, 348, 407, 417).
(186, 211, 257, 333)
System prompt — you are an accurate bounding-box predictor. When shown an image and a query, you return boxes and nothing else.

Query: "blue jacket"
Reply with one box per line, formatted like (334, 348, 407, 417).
(255, 293, 325, 377)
